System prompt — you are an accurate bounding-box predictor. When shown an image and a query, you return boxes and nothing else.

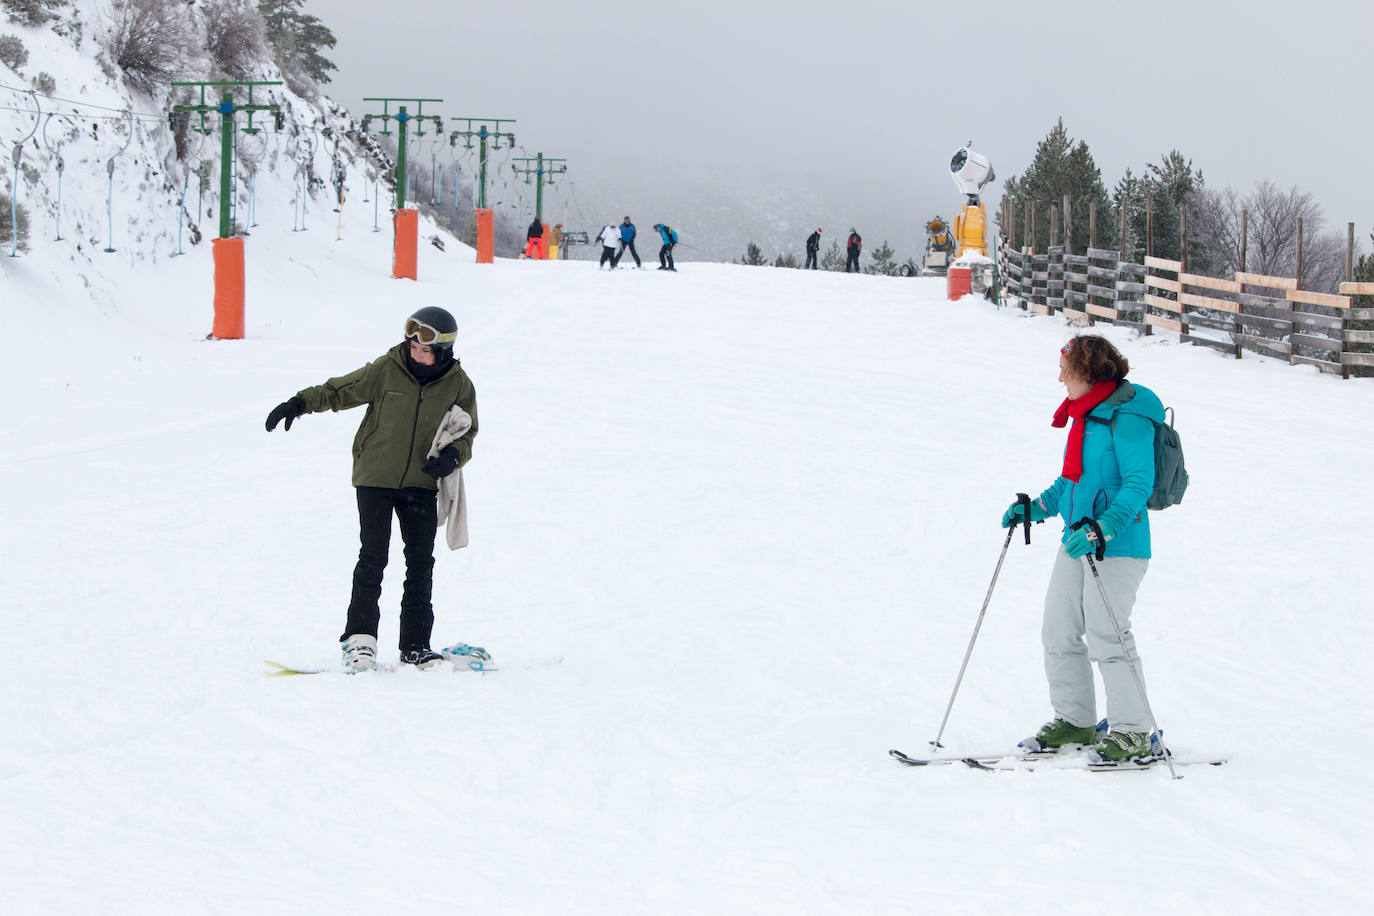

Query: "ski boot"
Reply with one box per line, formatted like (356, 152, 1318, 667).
(399, 647, 445, 670)
(1091, 730, 1155, 763)
(1019, 717, 1097, 753)
(341, 634, 378, 673)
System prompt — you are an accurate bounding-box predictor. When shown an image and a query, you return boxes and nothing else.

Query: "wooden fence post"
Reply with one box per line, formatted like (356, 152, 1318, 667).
(1089, 201, 1097, 250)
(1063, 194, 1073, 255)
(1026, 201, 1034, 254)
(1348, 222, 1355, 283)
(1180, 197, 1188, 273)
(1120, 202, 1127, 262)
(1241, 209, 1248, 274)
(1296, 217, 1304, 288)
(1050, 203, 1060, 250)
(1008, 200, 1017, 250)
(1146, 198, 1153, 258)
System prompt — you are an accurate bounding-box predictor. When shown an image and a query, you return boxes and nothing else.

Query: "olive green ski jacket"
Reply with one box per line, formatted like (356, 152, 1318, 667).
(296, 344, 478, 491)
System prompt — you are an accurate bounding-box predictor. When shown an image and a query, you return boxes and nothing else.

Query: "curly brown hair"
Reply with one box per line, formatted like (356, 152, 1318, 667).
(1062, 335, 1129, 383)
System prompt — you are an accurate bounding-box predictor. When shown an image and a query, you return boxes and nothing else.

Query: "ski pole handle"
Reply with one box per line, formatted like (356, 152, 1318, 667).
(1070, 517, 1107, 561)
(1016, 493, 1033, 545)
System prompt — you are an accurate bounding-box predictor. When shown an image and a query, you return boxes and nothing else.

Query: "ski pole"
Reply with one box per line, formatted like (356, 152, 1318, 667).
(929, 493, 1039, 749)
(1071, 518, 1180, 780)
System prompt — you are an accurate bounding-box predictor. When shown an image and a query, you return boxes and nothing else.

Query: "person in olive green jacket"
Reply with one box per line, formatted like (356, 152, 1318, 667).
(265, 306, 478, 672)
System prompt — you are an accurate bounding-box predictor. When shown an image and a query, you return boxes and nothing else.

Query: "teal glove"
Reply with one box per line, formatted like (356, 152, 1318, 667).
(1002, 497, 1051, 529)
(1064, 520, 1115, 558)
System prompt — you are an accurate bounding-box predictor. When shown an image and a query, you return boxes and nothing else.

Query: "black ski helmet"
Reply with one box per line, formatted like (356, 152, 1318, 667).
(404, 306, 458, 357)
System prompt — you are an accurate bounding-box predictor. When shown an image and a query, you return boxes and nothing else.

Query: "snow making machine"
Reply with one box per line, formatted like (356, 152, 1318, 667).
(949, 142, 995, 258)
(920, 216, 957, 276)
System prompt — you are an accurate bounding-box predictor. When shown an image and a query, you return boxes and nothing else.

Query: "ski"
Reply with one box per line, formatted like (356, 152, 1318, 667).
(889, 747, 1228, 771)
(962, 756, 1227, 773)
(888, 748, 1060, 767)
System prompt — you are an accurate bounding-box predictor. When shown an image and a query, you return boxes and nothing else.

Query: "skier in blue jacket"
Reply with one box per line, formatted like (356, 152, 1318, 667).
(1000, 334, 1168, 763)
(617, 216, 642, 268)
(654, 223, 678, 271)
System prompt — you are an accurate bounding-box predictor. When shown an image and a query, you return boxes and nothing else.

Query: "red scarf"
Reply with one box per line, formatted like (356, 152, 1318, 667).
(1052, 381, 1117, 481)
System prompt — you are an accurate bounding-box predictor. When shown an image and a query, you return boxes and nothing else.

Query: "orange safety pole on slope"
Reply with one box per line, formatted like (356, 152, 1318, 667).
(211, 237, 246, 339)
(475, 208, 494, 263)
(393, 209, 418, 280)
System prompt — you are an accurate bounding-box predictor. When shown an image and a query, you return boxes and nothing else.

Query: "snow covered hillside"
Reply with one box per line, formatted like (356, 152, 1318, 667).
(4, 186, 1374, 910)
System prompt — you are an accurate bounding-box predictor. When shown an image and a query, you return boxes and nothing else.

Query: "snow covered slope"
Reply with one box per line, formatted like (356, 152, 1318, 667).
(4, 7, 1374, 912)
(4, 197, 1374, 910)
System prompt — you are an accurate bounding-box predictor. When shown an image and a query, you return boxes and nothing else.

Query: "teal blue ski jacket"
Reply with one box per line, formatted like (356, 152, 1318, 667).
(1037, 381, 1164, 559)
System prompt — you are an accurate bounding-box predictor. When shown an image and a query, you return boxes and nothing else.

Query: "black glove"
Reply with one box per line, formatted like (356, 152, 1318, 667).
(266, 396, 307, 432)
(421, 445, 462, 479)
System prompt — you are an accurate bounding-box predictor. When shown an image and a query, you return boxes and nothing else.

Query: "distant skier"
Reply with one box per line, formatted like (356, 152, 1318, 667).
(264, 306, 478, 673)
(654, 223, 678, 271)
(549, 222, 564, 259)
(846, 228, 862, 273)
(523, 217, 545, 259)
(805, 228, 822, 270)
(1000, 335, 1168, 763)
(597, 222, 620, 269)
(618, 216, 642, 268)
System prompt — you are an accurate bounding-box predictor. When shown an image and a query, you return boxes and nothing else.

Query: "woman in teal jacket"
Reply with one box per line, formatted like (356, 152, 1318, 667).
(1001, 335, 1166, 762)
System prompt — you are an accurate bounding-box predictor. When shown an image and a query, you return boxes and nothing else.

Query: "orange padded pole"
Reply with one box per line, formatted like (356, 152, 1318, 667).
(475, 208, 495, 263)
(393, 208, 418, 280)
(211, 237, 245, 340)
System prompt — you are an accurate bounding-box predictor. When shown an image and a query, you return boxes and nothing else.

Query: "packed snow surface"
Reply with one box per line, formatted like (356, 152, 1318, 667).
(4, 208, 1373, 912)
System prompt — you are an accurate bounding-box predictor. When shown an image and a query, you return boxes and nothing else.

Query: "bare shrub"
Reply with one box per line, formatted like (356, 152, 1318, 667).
(30, 69, 55, 94)
(0, 32, 27, 71)
(103, 0, 195, 95)
(1, 191, 30, 251)
(1192, 180, 1348, 293)
(203, 0, 267, 79)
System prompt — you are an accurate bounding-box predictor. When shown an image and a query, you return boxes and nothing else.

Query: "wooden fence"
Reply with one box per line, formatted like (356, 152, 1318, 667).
(997, 236, 1374, 379)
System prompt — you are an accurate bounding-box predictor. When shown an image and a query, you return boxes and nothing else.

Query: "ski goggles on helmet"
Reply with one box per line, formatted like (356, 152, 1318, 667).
(404, 317, 457, 346)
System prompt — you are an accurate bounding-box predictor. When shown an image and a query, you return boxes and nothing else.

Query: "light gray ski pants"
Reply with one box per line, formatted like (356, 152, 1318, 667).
(1042, 548, 1151, 733)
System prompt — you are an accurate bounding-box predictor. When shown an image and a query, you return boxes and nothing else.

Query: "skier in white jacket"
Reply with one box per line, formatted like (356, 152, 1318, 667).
(598, 223, 620, 269)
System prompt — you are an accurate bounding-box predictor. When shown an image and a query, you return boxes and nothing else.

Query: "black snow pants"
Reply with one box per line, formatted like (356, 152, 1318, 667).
(846, 250, 860, 272)
(618, 239, 641, 267)
(342, 486, 439, 650)
(601, 246, 617, 268)
(805, 249, 818, 269)
(659, 243, 675, 270)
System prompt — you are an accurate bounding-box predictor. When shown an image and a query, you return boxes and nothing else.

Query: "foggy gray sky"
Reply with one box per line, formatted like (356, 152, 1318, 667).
(312, 0, 1374, 257)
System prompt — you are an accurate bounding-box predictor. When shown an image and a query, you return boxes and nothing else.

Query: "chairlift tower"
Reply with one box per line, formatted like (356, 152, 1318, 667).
(360, 97, 443, 209)
(448, 117, 516, 209)
(512, 152, 567, 222)
(448, 117, 516, 263)
(169, 80, 282, 339)
(171, 81, 282, 241)
(361, 98, 443, 280)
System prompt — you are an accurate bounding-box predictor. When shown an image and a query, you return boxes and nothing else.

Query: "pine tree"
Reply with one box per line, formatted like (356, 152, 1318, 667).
(1001, 117, 1112, 255)
(257, 0, 336, 87)
(741, 241, 766, 265)
(866, 240, 898, 275)
(820, 239, 843, 271)
(773, 252, 799, 268)
(1112, 151, 1204, 265)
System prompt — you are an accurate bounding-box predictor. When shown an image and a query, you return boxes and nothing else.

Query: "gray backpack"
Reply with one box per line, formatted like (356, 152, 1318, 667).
(1097, 406, 1188, 510)
(1144, 407, 1188, 510)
